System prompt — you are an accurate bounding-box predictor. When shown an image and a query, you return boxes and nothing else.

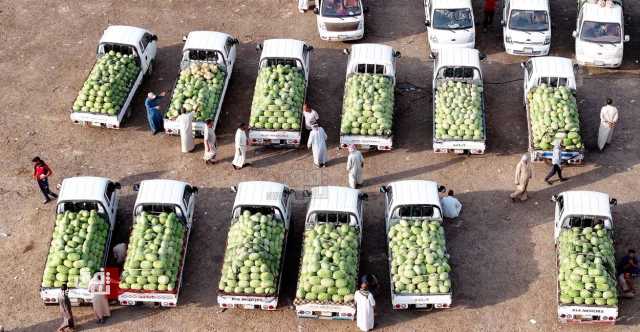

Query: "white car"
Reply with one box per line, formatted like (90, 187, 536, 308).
(314, 0, 367, 41)
(425, 0, 475, 54)
(573, 0, 628, 68)
(502, 0, 551, 56)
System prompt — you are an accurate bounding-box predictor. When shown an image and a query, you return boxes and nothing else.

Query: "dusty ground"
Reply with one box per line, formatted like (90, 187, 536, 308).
(1, 0, 640, 331)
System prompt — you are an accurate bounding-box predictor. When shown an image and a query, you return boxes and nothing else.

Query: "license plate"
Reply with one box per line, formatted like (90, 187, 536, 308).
(243, 304, 255, 309)
(524, 48, 533, 54)
(319, 311, 333, 317)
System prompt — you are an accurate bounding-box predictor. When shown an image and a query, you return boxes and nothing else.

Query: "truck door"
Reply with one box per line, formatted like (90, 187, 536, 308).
(523, 60, 533, 103)
(183, 186, 195, 223)
(140, 32, 157, 69)
(303, 45, 311, 80)
(554, 194, 564, 240)
(225, 37, 237, 68)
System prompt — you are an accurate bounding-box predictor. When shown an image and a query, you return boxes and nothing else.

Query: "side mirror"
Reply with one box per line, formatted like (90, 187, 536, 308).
(192, 186, 199, 194)
(520, 62, 526, 69)
(133, 184, 140, 192)
(363, 6, 370, 13)
(479, 53, 487, 61)
(551, 194, 558, 202)
(610, 198, 618, 206)
(342, 48, 350, 55)
(429, 52, 436, 60)
(152, 35, 158, 41)
(255, 44, 263, 53)
(437, 185, 446, 193)
(624, 35, 630, 42)
(313, 7, 319, 15)
(425, 21, 431, 27)
(379, 186, 387, 193)
(361, 193, 369, 201)
(573, 63, 579, 73)
(393, 51, 401, 58)
(182, 35, 187, 42)
(230, 185, 237, 193)
(305, 45, 314, 52)
(500, 20, 505, 27)
(114, 182, 122, 190)
(233, 38, 240, 45)
(303, 190, 311, 198)
(572, 31, 577, 38)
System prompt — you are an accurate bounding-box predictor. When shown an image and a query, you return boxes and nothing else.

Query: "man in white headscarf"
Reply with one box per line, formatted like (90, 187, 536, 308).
(298, 0, 312, 12)
(354, 279, 376, 331)
(307, 122, 328, 168)
(598, 98, 619, 151)
(88, 273, 110, 324)
(232, 123, 250, 170)
(511, 154, 533, 202)
(346, 145, 364, 189)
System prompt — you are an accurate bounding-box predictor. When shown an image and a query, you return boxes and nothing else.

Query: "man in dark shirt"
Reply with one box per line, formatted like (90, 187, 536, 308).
(619, 249, 639, 276)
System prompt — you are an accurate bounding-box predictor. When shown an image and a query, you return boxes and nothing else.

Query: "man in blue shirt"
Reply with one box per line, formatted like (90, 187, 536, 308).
(145, 91, 166, 135)
(545, 140, 569, 185)
(619, 249, 640, 276)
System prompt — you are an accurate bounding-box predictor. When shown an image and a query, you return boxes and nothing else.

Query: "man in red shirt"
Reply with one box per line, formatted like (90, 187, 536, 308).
(483, 0, 498, 32)
(32, 156, 58, 204)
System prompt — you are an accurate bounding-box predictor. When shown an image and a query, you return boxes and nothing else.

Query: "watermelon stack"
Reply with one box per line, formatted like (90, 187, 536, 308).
(340, 73, 394, 137)
(119, 212, 185, 292)
(528, 84, 582, 151)
(41, 210, 109, 289)
(249, 64, 305, 131)
(165, 62, 226, 121)
(434, 80, 484, 141)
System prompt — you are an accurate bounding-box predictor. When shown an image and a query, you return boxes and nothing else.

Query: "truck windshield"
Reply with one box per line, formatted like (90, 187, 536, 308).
(580, 21, 621, 43)
(135, 204, 187, 225)
(392, 205, 442, 219)
(433, 8, 473, 30)
(509, 10, 549, 32)
(57, 201, 107, 216)
(566, 216, 609, 229)
(99, 43, 135, 56)
(232, 206, 284, 222)
(308, 211, 358, 228)
(322, 0, 362, 17)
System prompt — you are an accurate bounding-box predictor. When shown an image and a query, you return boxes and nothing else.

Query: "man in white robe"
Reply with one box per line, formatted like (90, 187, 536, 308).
(233, 123, 250, 170)
(307, 123, 328, 167)
(355, 282, 375, 331)
(598, 98, 619, 151)
(112, 243, 127, 265)
(298, 0, 313, 12)
(346, 145, 364, 189)
(441, 190, 462, 219)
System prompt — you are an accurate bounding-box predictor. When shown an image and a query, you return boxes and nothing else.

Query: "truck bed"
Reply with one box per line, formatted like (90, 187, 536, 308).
(525, 101, 584, 164)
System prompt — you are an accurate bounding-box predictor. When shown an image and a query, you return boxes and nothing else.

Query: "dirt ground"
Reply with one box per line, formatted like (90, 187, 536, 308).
(1, 0, 640, 331)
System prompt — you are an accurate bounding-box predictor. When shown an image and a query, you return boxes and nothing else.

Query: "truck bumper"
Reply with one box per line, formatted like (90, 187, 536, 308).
(505, 43, 549, 56)
(429, 41, 475, 56)
(576, 56, 622, 68)
(318, 27, 364, 42)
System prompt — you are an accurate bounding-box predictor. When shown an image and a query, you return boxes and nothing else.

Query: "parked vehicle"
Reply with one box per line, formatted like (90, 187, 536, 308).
(573, 0, 628, 68)
(522, 56, 584, 164)
(424, 0, 475, 54)
(314, 0, 367, 41)
(217, 181, 293, 310)
(164, 31, 238, 136)
(248, 39, 313, 148)
(380, 180, 453, 310)
(501, 0, 551, 56)
(118, 179, 198, 307)
(339, 44, 400, 151)
(40, 177, 120, 305)
(70, 25, 157, 129)
(294, 186, 367, 320)
(553, 191, 619, 324)
(432, 48, 486, 154)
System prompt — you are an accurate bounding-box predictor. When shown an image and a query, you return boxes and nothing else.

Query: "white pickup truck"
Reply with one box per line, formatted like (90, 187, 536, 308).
(314, 0, 367, 41)
(163, 31, 238, 136)
(522, 56, 584, 164)
(424, 0, 475, 54)
(380, 180, 453, 309)
(248, 39, 313, 148)
(339, 44, 399, 151)
(573, 0, 628, 68)
(217, 181, 293, 310)
(40, 177, 121, 305)
(70, 25, 157, 129)
(501, 0, 551, 56)
(295, 186, 367, 320)
(553, 191, 619, 324)
(118, 179, 198, 307)
(432, 48, 486, 154)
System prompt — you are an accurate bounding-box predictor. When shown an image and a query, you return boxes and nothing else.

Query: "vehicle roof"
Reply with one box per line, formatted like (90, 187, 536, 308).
(233, 181, 286, 209)
(432, 0, 472, 9)
(307, 186, 361, 217)
(100, 25, 150, 47)
(388, 180, 442, 209)
(350, 43, 394, 66)
(581, 2, 622, 23)
(184, 31, 232, 53)
(561, 191, 612, 219)
(260, 39, 306, 61)
(510, 0, 549, 11)
(58, 176, 111, 203)
(135, 179, 188, 208)
(529, 56, 575, 80)
(436, 48, 481, 71)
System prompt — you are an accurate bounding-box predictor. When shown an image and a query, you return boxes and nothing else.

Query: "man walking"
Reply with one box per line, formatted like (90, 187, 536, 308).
(483, 0, 498, 32)
(545, 141, 568, 185)
(203, 119, 217, 165)
(346, 145, 364, 189)
(57, 284, 75, 332)
(598, 98, 619, 151)
(511, 154, 532, 202)
(307, 122, 328, 168)
(32, 157, 58, 204)
(232, 123, 250, 170)
(145, 91, 166, 135)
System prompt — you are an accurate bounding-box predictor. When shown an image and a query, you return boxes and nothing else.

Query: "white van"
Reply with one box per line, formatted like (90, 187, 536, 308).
(502, 0, 551, 56)
(573, 0, 628, 68)
(314, 0, 367, 41)
(424, 0, 475, 54)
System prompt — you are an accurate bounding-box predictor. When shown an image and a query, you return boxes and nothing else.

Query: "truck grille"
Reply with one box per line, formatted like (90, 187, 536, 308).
(326, 22, 359, 32)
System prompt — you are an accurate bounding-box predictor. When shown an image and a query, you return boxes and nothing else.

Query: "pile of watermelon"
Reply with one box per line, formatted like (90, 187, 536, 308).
(528, 84, 582, 151)
(72, 51, 139, 115)
(340, 73, 394, 137)
(249, 64, 305, 130)
(41, 210, 109, 288)
(434, 80, 484, 141)
(119, 212, 185, 292)
(165, 63, 225, 121)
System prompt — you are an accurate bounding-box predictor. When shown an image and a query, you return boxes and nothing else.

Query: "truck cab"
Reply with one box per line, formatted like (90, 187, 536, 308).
(40, 176, 121, 305)
(552, 191, 616, 243)
(98, 25, 157, 77)
(501, 0, 551, 56)
(314, 0, 367, 41)
(573, 0, 628, 68)
(118, 179, 197, 307)
(425, 0, 475, 54)
(217, 181, 293, 310)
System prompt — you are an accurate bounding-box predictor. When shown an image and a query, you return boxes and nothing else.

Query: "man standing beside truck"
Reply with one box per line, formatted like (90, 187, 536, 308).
(232, 123, 250, 170)
(203, 119, 218, 165)
(598, 98, 619, 151)
(307, 122, 328, 168)
(347, 145, 364, 188)
(145, 92, 166, 135)
(354, 280, 375, 331)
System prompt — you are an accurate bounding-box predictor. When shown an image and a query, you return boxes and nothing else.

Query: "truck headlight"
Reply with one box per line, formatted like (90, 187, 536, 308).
(430, 34, 438, 43)
(505, 35, 512, 43)
(544, 35, 551, 45)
